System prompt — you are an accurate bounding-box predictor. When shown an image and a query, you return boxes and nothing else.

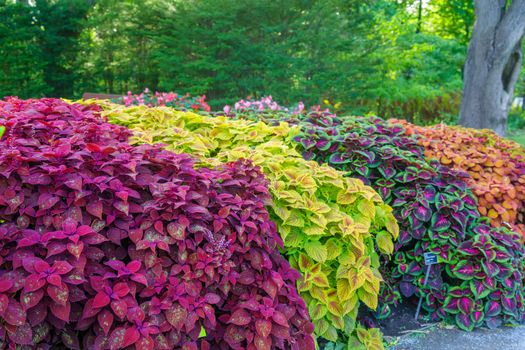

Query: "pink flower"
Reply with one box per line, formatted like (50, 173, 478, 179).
(293, 102, 305, 114)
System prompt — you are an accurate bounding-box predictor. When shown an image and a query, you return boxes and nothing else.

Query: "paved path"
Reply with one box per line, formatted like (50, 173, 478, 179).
(387, 325, 525, 350)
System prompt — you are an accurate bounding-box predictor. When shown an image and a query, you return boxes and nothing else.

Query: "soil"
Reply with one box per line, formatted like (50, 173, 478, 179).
(379, 301, 433, 337)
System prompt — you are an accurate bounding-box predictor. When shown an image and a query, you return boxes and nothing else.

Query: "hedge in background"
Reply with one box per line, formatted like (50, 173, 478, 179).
(0, 98, 314, 349)
(399, 121, 525, 239)
(290, 113, 525, 330)
(99, 103, 399, 349)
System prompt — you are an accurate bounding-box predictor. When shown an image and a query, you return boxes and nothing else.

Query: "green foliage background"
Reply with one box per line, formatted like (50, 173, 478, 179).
(0, 0, 523, 126)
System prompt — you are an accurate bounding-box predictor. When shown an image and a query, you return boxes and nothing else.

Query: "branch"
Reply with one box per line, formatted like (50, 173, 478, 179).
(502, 38, 523, 93)
(474, 0, 503, 29)
(496, 0, 525, 58)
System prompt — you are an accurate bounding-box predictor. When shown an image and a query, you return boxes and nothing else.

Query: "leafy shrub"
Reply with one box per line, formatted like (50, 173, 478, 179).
(468, 127, 525, 157)
(111, 88, 211, 112)
(399, 121, 525, 239)
(98, 103, 399, 348)
(508, 110, 525, 131)
(224, 99, 525, 330)
(0, 97, 314, 349)
(289, 113, 525, 330)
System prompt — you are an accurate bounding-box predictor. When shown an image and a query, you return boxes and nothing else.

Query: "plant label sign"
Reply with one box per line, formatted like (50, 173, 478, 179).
(424, 252, 438, 265)
(415, 252, 439, 320)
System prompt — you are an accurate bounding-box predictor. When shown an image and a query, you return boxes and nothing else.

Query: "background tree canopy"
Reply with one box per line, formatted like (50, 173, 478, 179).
(0, 0, 523, 125)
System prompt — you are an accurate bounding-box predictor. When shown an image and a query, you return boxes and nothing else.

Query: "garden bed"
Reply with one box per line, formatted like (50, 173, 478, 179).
(0, 93, 524, 350)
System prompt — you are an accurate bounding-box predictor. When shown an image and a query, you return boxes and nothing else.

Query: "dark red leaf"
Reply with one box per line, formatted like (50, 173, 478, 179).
(0, 294, 8, 314)
(136, 336, 155, 350)
(4, 301, 26, 326)
(166, 304, 188, 330)
(228, 309, 251, 326)
(108, 327, 126, 350)
(255, 319, 272, 338)
(47, 283, 69, 305)
(110, 299, 128, 319)
(271, 311, 289, 327)
(87, 201, 103, 219)
(93, 292, 110, 308)
(24, 275, 46, 292)
(67, 241, 84, 259)
(98, 309, 114, 335)
(204, 293, 221, 305)
(20, 289, 45, 310)
(254, 335, 272, 350)
(49, 302, 70, 322)
(8, 323, 33, 345)
(122, 327, 140, 347)
(53, 261, 73, 275)
(113, 283, 130, 297)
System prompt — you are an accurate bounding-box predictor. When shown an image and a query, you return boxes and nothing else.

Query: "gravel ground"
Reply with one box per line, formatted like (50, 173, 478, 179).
(387, 325, 525, 350)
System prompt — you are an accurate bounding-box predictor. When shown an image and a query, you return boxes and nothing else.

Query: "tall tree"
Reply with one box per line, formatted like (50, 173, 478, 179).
(428, 0, 474, 45)
(74, 0, 161, 96)
(154, 0, 301, 108)
(0, 0, 49, 98)
(459, 0, 525, 135)
(34, 0, 92, 98)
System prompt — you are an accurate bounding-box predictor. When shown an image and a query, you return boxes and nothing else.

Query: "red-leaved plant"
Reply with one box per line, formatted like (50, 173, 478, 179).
(0, 98, 314, 349)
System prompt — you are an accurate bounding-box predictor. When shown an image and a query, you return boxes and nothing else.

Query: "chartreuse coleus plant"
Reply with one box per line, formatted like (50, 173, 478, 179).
(0, 97, 315, 349)
(288, 112, 525, 331)
(398, 120, 525, 239)
(95, 102, 399, 349)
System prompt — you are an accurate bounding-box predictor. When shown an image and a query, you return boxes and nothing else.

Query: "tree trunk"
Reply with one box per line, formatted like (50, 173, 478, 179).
(416, 0, 423, 34)
(459, 0, 525, 136)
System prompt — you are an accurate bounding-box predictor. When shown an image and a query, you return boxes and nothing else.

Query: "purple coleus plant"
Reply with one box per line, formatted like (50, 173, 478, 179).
(0, 97, 314, 349)
(250, 108, 525, 331)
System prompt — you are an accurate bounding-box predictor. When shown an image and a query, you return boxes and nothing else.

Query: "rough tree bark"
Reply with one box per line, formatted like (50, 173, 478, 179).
(459, 0, 525, 136)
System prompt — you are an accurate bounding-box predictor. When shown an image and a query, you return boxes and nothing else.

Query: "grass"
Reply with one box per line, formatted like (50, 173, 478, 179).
(508, 129, 525, 148)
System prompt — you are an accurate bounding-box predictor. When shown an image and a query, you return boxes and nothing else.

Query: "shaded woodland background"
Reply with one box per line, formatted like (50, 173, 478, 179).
(1, 0, 524, 127)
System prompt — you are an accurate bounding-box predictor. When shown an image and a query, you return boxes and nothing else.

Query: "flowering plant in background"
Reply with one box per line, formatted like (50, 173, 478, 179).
(113, 88, 211, 112)
(223, 96, 305, 116)
(0, 97, 314, 349)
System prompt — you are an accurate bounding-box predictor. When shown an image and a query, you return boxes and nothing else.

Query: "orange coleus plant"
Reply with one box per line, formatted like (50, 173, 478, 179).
(396, 121, 525, 239)
(467, 128, 525, 158)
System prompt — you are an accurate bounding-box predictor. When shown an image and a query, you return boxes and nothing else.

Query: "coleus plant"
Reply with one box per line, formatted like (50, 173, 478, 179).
(97, 102, 399, 349)
(288, 112, 525, 331)
(467, 127, 525, 158)
(223, 98, 525, 331)
(110, 88, 211, 112)
(0, 97, 314, 349)
(396, 120, 525, 239)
